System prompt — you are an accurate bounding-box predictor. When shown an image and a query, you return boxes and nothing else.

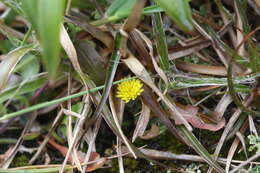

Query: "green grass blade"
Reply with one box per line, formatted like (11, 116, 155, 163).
(152, 11, 170, 71)
(38, 0, 65, 82)
(152, 0, 193, 32)
(178, 126, 225, 173)
(86, 32, 123, 127)
(106, 0, 137, 17)
(227, 62, 259, 116)
(0, 77, 135, 121)
(91, 5, 163, 26)
(21, 0, 39, 30)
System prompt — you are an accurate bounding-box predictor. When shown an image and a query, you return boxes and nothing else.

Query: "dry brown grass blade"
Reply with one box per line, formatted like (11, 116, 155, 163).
(123, 55, 193, 131)
(29, 110, 64, 164)
(168, 21, 230, 60)
(249, 115, 259, 136)
(175, 61, 227, 76)
(207, 94, 253, 173)
(234, 1, 246, 57)
(48, 138, 106, 172)
(254, 0, 260, 7)
(135, 29, 168, 85)
(193, 20, 244, 74)
(225, 119, 249, 172)
(109, 90, 125, 173)
(192, 12, 222, 30)
(0, 23, 33, 43)
(82, 116, 102, 173)
(60, 25, 86, 86)
(140, 124, 160, 140)
(215, 0, 237, 48)
(0, 111, 37, 168)
(235, 131, 248, 157)
(169, 41, 211, 60)
(132, 102, 151, 142)
(122, 0, 147, 33)
(65, 16, 114, 51)
(214, 93, 232, 120)
(129, 31, 153, 71)
(120, 146, 260, 168)
(230, 152, 260, 173)
(0, 146, 14, 164)
(60, 94, 92, 173)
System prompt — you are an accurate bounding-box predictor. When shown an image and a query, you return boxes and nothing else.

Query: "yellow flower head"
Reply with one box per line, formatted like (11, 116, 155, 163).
(116, 79, 144, 103)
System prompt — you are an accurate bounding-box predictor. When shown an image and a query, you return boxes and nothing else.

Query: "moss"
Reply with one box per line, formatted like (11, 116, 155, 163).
(157, 131, 186, 154)
(11, 155, 29, 167)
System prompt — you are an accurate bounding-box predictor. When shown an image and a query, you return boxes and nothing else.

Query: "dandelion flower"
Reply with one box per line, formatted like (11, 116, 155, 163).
(116, 79, 144, 103)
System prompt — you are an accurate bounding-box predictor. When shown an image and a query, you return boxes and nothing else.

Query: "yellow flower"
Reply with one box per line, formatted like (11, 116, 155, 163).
(116, 79, 144, 103)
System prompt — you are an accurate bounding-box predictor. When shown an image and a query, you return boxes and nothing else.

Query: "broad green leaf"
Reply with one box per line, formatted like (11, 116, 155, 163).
(153, 0, 193, 32)
(106, 0, 137, 17)
(38, 0, 65, 82)
(15, 54, 40, 79)
(0, 45, 33, 91)
(0, 74, 47, 104)
(21, 0, 39, 30)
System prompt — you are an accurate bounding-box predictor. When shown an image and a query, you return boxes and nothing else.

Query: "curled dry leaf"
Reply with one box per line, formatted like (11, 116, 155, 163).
(169, 104, 225, 131)
(132, 102, 151, 142)
(60, 25, 84, 77)
(140, 124, 160, 140)
(0, 46, 32, 91)
(86, 158, 107, 172)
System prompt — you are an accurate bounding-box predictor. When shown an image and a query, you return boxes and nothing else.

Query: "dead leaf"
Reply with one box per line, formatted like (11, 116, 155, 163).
(140, 124, 160, 140)
(86, 158, 107, 172)
(0, 46, 32, 91)
(123, 0, 147, 33)
(169, 104, 225, 131)
(60, 25, 85, 80)
(132, 102, 151, 142)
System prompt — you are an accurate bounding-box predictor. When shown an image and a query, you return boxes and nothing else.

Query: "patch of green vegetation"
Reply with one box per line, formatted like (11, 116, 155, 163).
(250, 165, 260, 173)
(11, 154, 29, 167)
(248, 134, 260, 153)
